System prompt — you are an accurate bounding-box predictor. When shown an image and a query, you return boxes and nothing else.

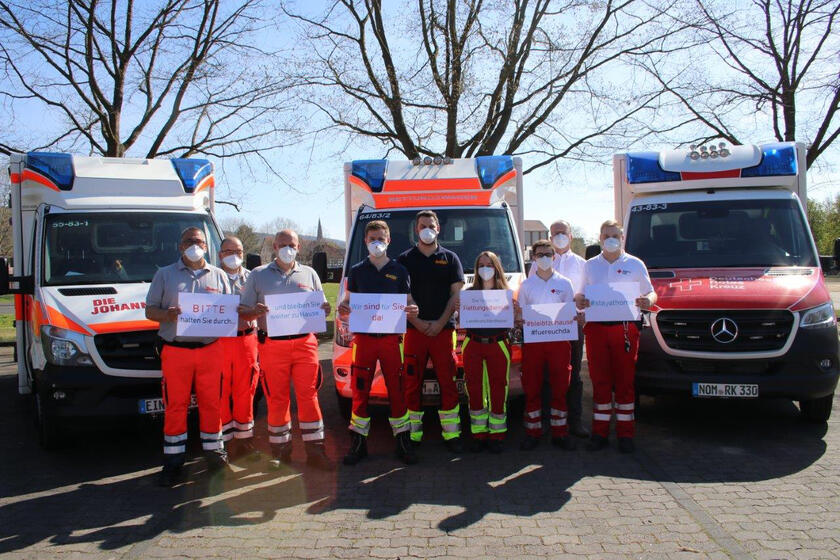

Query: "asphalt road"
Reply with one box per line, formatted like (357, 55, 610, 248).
(1, 341, 839, 559)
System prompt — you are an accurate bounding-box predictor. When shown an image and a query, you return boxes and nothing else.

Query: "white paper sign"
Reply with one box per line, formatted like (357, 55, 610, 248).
(584, 282, 641, 322)
(265, 291, 326, 337)
(522, 302, 578, 343)
(348, 293, 407, 334)
(459, 289, 514, 329)
(176, 293, 240, 337)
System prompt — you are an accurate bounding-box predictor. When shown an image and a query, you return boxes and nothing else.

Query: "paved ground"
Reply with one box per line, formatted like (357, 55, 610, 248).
(1, 340, 839, 560)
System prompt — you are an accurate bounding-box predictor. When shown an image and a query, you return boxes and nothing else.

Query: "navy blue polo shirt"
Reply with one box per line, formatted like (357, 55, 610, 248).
(398, 244, 464, 327)
(347, 258, 411, 294)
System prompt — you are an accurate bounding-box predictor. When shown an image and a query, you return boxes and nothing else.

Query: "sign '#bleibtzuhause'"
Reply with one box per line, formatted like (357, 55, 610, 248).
(265, 291, 327, 337)
(522, 302, 578, 343)
(176, 292, 240, 337)
(348, 293, 407, 334)
(583, 282, 641, 322)
(459, 289, 514, 329)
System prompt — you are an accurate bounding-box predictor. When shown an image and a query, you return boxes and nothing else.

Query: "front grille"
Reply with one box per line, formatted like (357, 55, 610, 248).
(655, 310, 794, 352)
(94, 330, 160, 370)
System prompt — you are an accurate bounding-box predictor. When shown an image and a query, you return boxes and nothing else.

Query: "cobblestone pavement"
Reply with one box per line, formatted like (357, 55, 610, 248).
(1, 343, 838, 560)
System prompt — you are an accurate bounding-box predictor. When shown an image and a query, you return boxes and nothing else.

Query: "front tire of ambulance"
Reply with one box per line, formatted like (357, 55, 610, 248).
(335, 389, 352, 422)
(34, 391, 61, 450)
(798, 393, 834, 423)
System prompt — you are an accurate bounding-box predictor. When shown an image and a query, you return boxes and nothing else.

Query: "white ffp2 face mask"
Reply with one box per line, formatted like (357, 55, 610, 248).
(602, 237, 621, 253)
(367, 241, 388, 258)
(278, 246, 297, 264)
(552, 233, 570, 250)
(536, 256, 553, 271)
(477, 266, 495, 281)
(183, 244, 205, 263)
(222, 255, 243, 270)
(419, 227, 437, 244)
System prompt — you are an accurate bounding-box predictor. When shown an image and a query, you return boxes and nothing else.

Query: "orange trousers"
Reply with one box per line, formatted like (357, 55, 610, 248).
(219, 332, 259, 441)
(584, 322, 640, 438)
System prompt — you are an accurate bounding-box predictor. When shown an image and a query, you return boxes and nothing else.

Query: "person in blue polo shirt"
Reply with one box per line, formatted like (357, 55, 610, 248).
(338, 220, 420, 465)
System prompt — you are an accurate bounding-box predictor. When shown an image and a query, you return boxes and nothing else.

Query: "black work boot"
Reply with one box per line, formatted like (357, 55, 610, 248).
(204, 449, 229, 473)
(395, 431, 418, 465)
(587, 434, 609, 451)
(444, 436, 464, 454)
(343, 432, 368, 466)
(158, 460, 183, 487)
(305, 441, 335, 470)
(269, 443, 293, 469)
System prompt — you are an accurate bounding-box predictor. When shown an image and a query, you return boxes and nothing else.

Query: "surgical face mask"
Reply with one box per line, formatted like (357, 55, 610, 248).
(222, 255, 243, 270)
(183, 244, 205, 263)
(536, 256, 553, 271)
(477, 266, 495, 281)
(602, 237, 621, 253)
(552, 233, 570, 250)
(419, 227, 437, 244)
(367, 240, 388, 258)
(277, 246, 297, 264)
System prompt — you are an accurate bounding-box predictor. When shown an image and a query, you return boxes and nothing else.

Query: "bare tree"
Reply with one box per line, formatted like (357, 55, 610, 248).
(641, 0, 840, 168)
(283, 0, 688, 173)
(0, 0, 296, 160)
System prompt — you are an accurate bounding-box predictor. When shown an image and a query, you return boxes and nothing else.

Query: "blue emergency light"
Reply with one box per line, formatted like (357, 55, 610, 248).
(475, 155, 514, 189)
(625, 152, 681, 184)
(26, 152, 75, 190)
(351, 160, 387, 192)
(741, 143, 797, 177)
(171, 158, 213, 193)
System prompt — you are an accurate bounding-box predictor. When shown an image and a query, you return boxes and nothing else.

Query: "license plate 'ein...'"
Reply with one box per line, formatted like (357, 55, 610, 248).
(692, 383, 758, 398)
(139, 394, 198, 414)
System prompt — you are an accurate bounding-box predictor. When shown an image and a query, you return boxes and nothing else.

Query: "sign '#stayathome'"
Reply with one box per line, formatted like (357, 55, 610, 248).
(584, 282, 641, 322)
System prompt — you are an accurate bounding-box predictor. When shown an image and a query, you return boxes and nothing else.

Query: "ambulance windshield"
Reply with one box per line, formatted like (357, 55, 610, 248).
(346, 208, 521, 274)
(625, 199, 817, 268)
(42, 212, 223, 285)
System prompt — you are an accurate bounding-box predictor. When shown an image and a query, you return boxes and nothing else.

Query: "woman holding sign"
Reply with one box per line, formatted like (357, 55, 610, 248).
(461, 251, 517, 453)
(574, 220, 656, 454)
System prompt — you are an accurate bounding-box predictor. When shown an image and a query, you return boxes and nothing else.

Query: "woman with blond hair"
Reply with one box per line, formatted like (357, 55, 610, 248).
(461, 251, 516, 453)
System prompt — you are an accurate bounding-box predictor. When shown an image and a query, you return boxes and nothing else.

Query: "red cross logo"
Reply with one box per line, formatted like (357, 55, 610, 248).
(668, 278, 703, 291)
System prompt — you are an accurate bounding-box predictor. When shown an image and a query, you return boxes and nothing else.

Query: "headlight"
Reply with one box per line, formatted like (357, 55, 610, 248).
(41, 326, 94, 366)
(800, 303, 837, 329)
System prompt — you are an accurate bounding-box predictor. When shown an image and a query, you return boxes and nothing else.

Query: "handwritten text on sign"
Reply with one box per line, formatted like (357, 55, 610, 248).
(348, 293, 407, 334)
(459, 289, 513, 329)
(522, 302, 578, 343)
(584, 282, 641, 322)
(265, 291, 326, 337)
(176, 293, 240, 337)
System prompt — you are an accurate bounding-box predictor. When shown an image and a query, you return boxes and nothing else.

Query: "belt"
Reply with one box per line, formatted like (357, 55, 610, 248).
(268, 333, 307, 341)
(593, 321, 642, 327)
(358, 332, 397, 338)
(468, 334, 508, 344)
(237, 327, 255, 337)
(163, 339, 215, 349)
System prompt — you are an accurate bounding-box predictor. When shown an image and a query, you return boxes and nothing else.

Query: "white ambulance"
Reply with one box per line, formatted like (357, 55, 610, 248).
(2, 152, 225, 446)
(614, 142, 839, 421)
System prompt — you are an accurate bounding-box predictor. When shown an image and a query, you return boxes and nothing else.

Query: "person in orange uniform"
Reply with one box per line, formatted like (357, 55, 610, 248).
(217, 236, 260, 459)
(575, 220, 656, 454)
(338, 220, 420, 466)
(239, 229, 333, 470)
(461, 251, 517, 453)
(146, 227, 231, 487)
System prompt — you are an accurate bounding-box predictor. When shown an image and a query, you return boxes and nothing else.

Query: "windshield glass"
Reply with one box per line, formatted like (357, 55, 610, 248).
(43, 212, 223, 285)
(346, 208, 521, 274)
(625, 199, 817, 268)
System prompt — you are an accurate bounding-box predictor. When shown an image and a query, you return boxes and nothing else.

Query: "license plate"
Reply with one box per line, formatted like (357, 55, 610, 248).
(692, 383, 759, 398)
(422, 379, 466, 396)
(139, 394, 198, 414)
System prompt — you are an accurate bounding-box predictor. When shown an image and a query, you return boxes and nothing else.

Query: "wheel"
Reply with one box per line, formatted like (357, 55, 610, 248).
(799, 393, 834, 423)
(34, 392, 61, 450)
(335, 389, 352, 421)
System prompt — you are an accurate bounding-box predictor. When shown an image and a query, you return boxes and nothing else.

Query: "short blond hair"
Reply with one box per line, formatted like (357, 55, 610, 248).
(600, 220, 623, 235)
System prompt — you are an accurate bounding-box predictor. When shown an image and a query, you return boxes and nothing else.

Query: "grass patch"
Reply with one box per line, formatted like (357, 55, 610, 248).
(0, 294, 13, 305)
(323, 283, 339, 322)
(0, 313, 15, 343)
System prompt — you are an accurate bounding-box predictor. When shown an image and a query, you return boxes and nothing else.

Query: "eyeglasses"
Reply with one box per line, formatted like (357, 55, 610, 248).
(534, 252, 554, 258)
(182, 238, 206, 246)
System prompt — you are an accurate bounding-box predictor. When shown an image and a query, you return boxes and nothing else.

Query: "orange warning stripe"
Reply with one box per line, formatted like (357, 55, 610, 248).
(45, 305, 89, 334)
(194, 174, 215, 193)
(383, 177, 482, 192)
(21, 169, 61, 192)
(492, 169, 517, 188)
(88, 320, 159, 334)
(10, 172, 21, 184)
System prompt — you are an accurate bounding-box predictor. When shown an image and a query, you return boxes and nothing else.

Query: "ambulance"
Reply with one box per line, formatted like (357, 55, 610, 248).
(614, 141, 839, 421)
(329, 156, 526, 417)
(2, 152, 224, 446)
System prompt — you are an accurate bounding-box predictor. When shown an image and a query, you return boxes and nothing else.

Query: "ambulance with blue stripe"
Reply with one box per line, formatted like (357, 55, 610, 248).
(615, 142, 839, 421)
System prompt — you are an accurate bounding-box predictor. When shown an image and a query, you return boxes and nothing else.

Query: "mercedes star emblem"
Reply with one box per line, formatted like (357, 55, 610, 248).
(711, 317, 738, 344)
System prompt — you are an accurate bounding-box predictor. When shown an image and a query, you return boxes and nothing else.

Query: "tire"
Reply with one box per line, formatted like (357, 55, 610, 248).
(799, 393, 834, 423)
(335, 389, 352, 421)
(34, 392, 61, 450)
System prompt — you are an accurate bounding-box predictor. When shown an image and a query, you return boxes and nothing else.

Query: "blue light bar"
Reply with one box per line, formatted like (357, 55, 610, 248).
(625, 152, 680, 184)
(26, 152, 75, 190)
(741, 143, 797, 177)
(351, 160, 387, 192)
(171, 158, 213, 193)
(475, 155, 514, 189)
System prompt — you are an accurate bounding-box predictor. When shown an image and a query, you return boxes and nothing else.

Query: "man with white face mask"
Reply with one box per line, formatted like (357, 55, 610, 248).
(239, 229, 333, 470)
(216, 236, 259, 459)
(574, 220, 656, 454)
(397, 210, 465, 451)
(146, 227, 231, 487)
(528, 220, 588, 437)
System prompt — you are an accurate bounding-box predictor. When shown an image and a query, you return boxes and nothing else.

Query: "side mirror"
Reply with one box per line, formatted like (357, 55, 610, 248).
(245, 253, 262, 271)
(585, 244, 601, 260)
(312, 251, 328, 282)
(834, 238, 840, 269)
(0, 258, 8, 296)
